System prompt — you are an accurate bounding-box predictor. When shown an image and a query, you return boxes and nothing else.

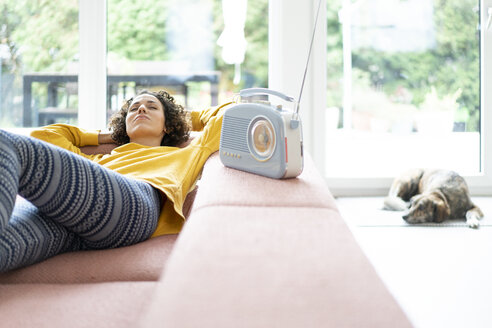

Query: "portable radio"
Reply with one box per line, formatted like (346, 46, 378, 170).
(219, 88, 303, 179)
(219, 0, 322, 179)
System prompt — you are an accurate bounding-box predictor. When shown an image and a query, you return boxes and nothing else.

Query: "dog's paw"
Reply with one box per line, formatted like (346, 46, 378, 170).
(383, 196, 408, 211)
(466, 216, 480, 229)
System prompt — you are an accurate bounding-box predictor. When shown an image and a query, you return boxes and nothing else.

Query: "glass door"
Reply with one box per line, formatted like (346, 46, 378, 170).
(325, 0, 480, 178)
(106, 0, 269, 117)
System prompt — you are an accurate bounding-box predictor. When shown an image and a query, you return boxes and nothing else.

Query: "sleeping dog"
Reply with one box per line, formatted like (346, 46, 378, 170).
(383, 169, 483, 228)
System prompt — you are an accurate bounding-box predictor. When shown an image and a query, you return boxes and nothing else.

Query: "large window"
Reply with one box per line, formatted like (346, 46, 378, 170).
(268, 0, 491, 195)
(0, 0, 268, 129)
(4, 0, 492, 195)
(0, 0, 79, 128)
(325, 0, 480, 178)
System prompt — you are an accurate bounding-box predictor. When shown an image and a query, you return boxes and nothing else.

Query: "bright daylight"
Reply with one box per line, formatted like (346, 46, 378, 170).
(0, 1, 491, 328)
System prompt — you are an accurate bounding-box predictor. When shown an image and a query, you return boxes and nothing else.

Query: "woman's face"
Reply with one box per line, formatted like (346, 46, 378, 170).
(125, 94, 166, 145)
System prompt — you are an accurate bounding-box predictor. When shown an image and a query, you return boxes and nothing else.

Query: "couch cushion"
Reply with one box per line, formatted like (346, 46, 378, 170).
(0, 282, 157, 328)
(192, 152, 337, 211)
(141, 206, 412, 328)
(81, 143, 117, 154)
(0, 234, 177, 284)
(0, 185, 197, 284)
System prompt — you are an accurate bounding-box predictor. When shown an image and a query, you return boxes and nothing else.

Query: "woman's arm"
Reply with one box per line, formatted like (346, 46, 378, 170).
(30, 124, 103, 159)
(189, 102, 233, 132)
(189, 102, 232, 151)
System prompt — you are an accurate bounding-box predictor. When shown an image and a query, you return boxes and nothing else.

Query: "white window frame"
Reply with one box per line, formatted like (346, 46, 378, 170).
(474, 0, 492, 195)
(271, 0, 492, 196)
(78, 0, 106, 130)
(268, 0, 327, 175)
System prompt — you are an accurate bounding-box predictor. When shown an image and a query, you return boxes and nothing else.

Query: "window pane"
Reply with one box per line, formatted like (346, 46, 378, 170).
(106, 0, 268, 118)
(326, 0, 480, 177)
(0, 0, 79, 128)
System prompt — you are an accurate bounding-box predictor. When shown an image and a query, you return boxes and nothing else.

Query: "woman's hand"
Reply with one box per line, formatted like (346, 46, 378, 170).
(98, 132, 116, 144)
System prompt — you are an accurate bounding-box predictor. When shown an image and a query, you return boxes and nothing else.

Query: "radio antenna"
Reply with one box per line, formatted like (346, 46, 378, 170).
(294, 0, 323, 118)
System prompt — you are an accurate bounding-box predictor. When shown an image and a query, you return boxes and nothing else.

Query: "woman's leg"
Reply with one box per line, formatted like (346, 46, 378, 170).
(0, 198, 83, 272)
(0, 132, 18, 231)
(0, 129, 160, 255)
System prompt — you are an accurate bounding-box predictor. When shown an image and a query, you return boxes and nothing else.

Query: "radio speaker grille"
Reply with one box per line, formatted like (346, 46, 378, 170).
(221, 115, 249, 153)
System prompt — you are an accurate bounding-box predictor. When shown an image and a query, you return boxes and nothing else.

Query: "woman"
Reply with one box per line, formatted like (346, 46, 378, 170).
(0, 90, 230, 272)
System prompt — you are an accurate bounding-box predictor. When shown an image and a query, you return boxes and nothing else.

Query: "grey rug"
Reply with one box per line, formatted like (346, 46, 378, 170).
(336, 197, 492, 228)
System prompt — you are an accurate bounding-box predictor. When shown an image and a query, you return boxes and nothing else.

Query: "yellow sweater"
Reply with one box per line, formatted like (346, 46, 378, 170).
(30, 103, 231, 237)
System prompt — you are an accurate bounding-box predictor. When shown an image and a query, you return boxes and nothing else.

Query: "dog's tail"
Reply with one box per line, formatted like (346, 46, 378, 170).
(383, 196, 409, 211)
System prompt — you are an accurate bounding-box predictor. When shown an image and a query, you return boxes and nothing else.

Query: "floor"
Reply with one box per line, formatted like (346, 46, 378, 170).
(336, 197, 492, 328)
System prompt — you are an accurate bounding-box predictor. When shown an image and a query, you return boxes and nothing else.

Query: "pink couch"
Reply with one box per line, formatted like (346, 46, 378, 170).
(0, 149, 412, 327)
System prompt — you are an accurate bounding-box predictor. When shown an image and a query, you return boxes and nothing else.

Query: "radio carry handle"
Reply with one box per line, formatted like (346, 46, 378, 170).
(239, 87, 300, 129)
(239, 88, 296, 103)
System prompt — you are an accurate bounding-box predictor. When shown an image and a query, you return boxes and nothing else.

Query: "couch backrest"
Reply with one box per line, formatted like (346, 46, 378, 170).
(140, 153, 413, 328)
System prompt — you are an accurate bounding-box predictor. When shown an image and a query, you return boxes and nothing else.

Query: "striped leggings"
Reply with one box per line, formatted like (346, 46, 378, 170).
(0, 129, 160, 272)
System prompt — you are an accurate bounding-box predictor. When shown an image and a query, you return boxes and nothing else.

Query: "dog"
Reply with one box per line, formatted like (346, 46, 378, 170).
(383, 169, 483, 228)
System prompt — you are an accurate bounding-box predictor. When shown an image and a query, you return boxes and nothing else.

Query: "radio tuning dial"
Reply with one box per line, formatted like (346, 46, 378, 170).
(249, 117, 276, 161)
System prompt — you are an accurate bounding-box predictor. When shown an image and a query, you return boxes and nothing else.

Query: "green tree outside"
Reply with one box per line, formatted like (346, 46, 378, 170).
(327, 0, 480, 131)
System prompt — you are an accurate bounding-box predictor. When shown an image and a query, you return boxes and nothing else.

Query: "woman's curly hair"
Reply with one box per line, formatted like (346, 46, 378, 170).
(108, 90, 190, 147)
